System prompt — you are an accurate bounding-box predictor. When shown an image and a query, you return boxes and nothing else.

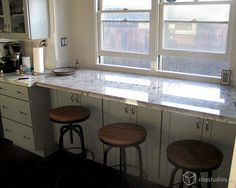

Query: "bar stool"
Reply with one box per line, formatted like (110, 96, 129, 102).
(98, 122, 147, 178)
(167, 139, 223, 188)
(49, 105, 90, 159)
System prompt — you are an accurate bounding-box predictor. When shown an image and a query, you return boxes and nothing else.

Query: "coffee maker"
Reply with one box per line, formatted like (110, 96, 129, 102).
(11, 42, 22, 71)
(0, 42, 15, 73)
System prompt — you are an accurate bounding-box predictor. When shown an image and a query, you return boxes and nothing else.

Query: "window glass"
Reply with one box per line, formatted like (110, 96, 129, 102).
(101, 56, 151, 69)
(164, 5, 230, 22)
(102, 13, 150, 53)
(161, 56, 229, 77)
(163, 22, 228, 53)
(102, 13, 150, 22)
(102, 0, 151, 10)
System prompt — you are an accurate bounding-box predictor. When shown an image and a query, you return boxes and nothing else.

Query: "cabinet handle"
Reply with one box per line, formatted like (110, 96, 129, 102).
(3, 24, 7, 33)
(70, 93, 74, 102)
(2, 105, 9, 109)
(124, 104, 129, 114)
(205, 119, 210, 131)
(19, 111, 27, 116)
(16, 91, 25, 95)
(131, 105, 135, 115)
(0, 87, 6, 90)
(7, 24, 10, 34)
(23, 135, 31, 140)
(75, 94, 80, 104)
(196, 118, 201, 130)
(5, 128, 13, 133)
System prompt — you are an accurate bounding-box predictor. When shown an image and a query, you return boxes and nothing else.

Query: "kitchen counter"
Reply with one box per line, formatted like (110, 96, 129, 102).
(1, 69, 236, 124)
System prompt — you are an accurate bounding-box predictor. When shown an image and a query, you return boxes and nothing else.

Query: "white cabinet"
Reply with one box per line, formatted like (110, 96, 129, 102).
(210, 121, 236, 188)
(103, 100, 162, 183)
(160, 112, 236, 188)
(51, 90, 103, 163)
(0, 82, 55, 157)
(0, 0, 49, 39)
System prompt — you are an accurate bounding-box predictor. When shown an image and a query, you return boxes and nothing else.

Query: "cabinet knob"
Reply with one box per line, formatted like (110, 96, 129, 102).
(2, 105, 9, 110)
(124, 104, 129, 113)
(23, 135, 31, 140)
(5, 128, 13, 133)
(17, 91, 24, 95)
(75, 94, 80, 104)
(19, 111, 27, 116)
(70, 93, 74, 102)
(205, 119, 210, 131)
(131, 105, 135, 115)
(0, 87, 6, 90)
(196, 118, 201, 129)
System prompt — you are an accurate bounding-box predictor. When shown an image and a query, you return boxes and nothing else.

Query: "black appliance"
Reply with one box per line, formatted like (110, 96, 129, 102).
(0, 42, 22, 73)
(0, 56, 15, 73)
(0, 42, 15, 73)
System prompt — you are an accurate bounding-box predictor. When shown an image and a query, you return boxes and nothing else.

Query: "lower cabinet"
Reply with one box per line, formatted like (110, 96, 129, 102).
(51, 90, 103, 163)
(0, 83, 56, 157)
(160, 112, 236, 188)
(103, 99, 162, 183)
(50, 90, 236, 187)
(3, 118, 35, 149)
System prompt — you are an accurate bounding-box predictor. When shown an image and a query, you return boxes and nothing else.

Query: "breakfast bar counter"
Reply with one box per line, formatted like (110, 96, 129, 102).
(1, 68, 236, 124)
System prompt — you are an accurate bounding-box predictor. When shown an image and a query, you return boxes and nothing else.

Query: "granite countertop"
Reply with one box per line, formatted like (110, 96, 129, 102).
(1, 69, 236, 124)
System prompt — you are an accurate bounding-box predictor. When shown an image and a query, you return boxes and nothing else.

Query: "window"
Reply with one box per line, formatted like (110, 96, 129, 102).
(97, 0, 152, 69)
(97, 0, 232, 78)
(159, 0, 231, 77)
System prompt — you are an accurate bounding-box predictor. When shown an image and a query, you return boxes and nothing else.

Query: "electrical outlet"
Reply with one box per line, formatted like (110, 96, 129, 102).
(60, 37, 68, 47)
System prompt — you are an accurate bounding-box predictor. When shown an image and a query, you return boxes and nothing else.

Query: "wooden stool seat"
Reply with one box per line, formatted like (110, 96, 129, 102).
(98, 123, 146, 146)
(98, 122, 146, 178)
(49, 105, 90, 124)
(167, 140, 223, 172)
(167, 139, 223, 188)
(49, 105, 90, 159)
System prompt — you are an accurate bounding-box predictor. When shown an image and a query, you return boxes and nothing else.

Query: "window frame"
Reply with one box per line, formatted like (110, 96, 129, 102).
(97, 1, 153, 69)
(95, 0, 233, 80)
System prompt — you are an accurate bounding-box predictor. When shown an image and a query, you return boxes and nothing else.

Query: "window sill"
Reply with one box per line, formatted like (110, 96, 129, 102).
(89, 63, 221, 85)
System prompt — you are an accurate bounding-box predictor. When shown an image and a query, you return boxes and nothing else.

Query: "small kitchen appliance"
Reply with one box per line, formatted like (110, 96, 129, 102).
(11, 42, 22, 71)
(0, 42, 15, 73)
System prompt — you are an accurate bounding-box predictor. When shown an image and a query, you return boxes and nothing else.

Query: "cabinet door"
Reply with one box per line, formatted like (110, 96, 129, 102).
(160, 112, 203, 185)
(80, 95, 103, 163)
(131, 106, 162, 182)
(1, 95, 32, 126)
(103, 100, 130, 167)
(52, 90, 81, 148)
(57, 90, 80, 106)
(209, 121, 236, 188)
(6, 0, 29, 38)
(0, 0, 8, 37)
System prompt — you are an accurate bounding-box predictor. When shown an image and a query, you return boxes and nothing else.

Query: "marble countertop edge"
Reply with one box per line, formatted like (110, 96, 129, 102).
(36, 81, 234, 125)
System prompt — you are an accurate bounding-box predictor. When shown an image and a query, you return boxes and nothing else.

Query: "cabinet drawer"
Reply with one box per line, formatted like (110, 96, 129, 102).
(0, 95, 32, 126)
(2, 118, 17, 141)
(2, 118, 35, 150)
(0, 82, 29, 101)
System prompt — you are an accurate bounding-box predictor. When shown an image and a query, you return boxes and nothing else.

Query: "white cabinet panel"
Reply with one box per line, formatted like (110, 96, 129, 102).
(1, 95, 32, 126)
(0, 82, 29, 101)
(160, 112, 236, 188)
(2, 117, 35, 150)
(80, 95, 103, 163)
(103, 99, 162, 182)
(0, 82, 55, 157)
(0, 0, 49, 39)
(51, 90, 103, 163)
(210, 121, 236, 188)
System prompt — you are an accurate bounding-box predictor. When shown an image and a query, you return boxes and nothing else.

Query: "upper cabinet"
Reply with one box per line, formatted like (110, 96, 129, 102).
(0, 0, 49, 39)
